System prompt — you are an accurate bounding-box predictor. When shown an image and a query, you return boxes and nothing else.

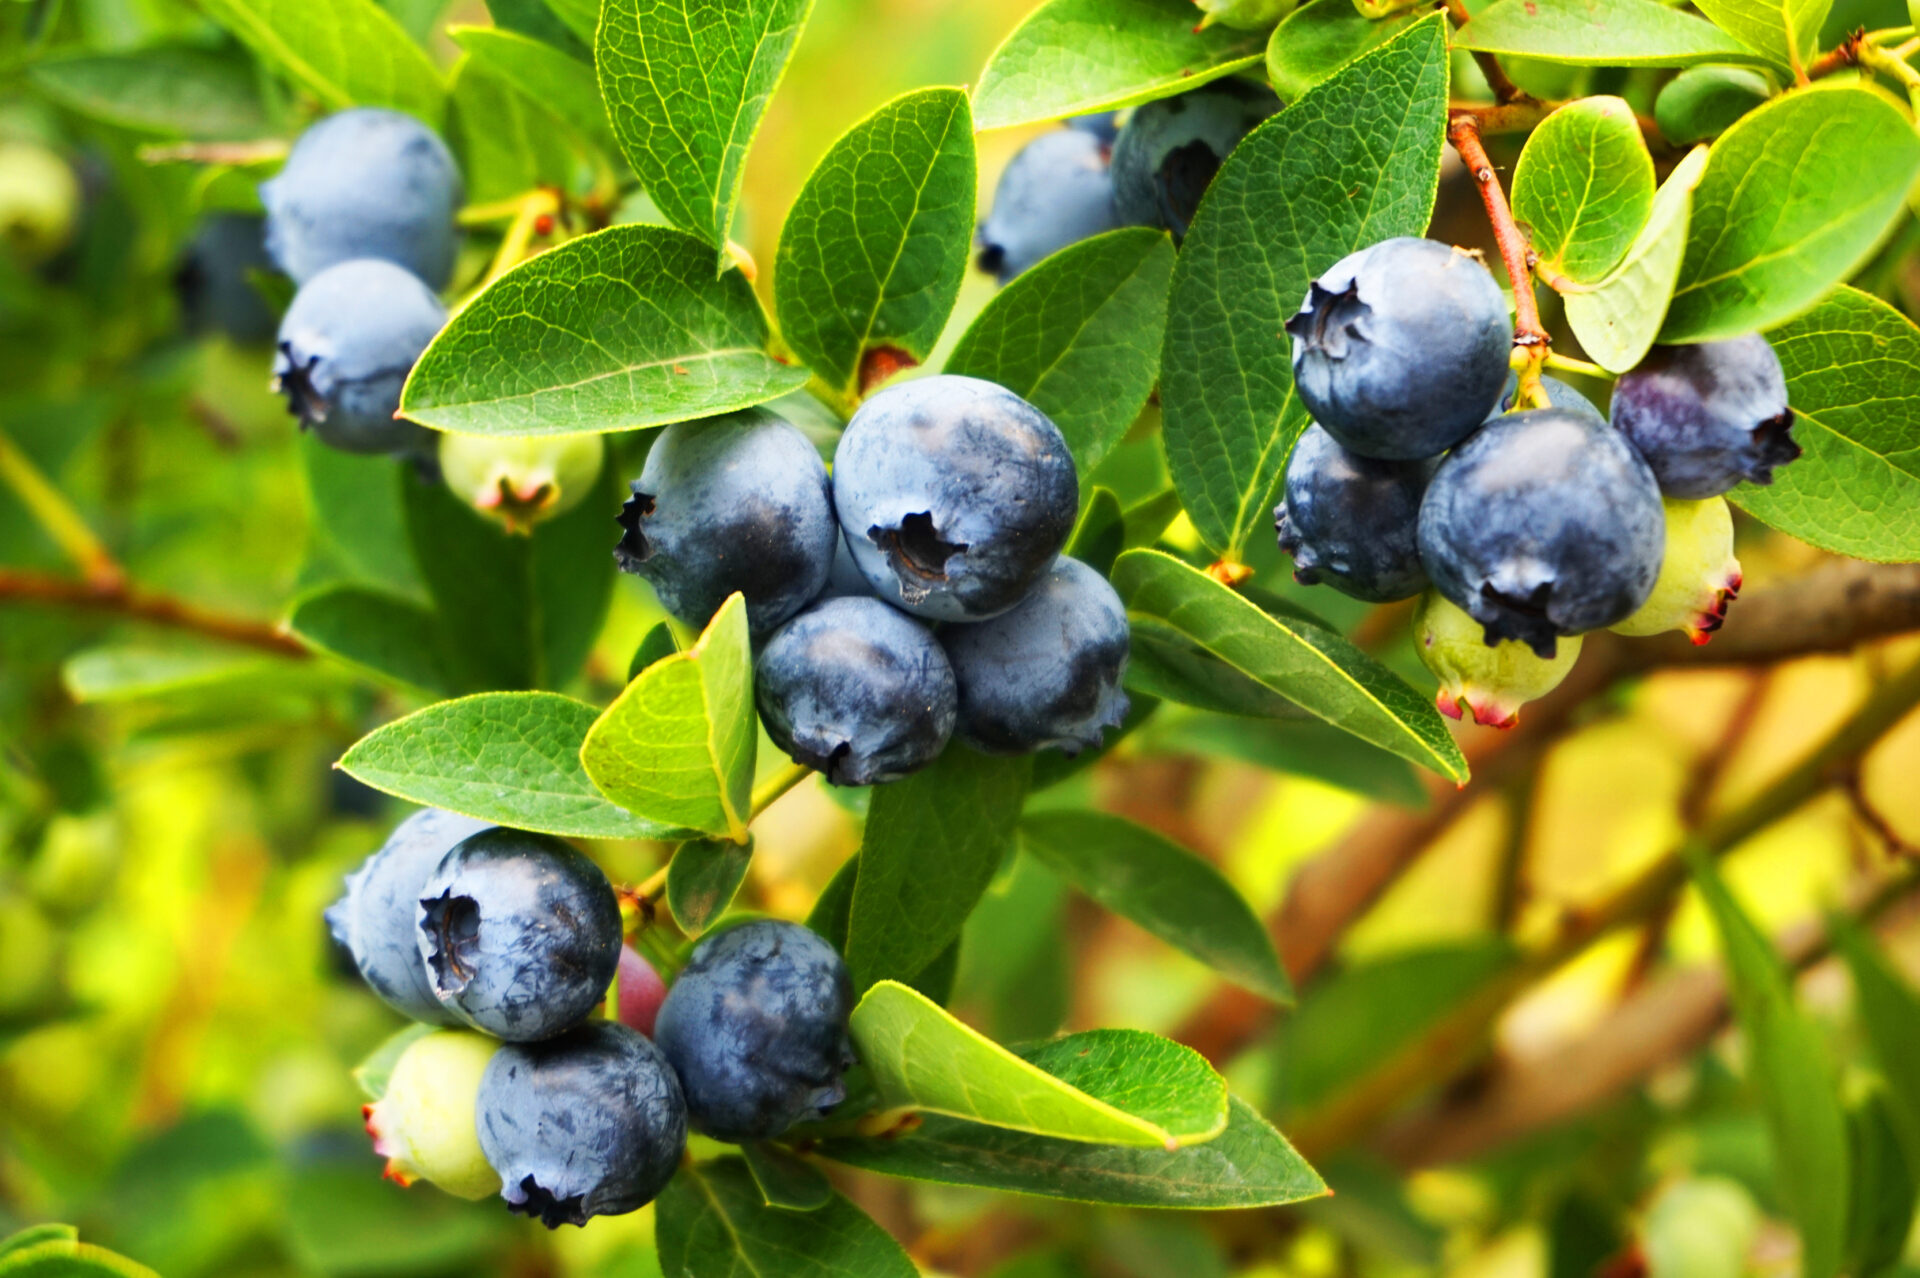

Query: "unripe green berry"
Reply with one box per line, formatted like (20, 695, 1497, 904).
(1609, 497, 1741, 644)
(1192, 0, 1293, 28)
(1415, 590, 1583, 730)
(0, 142, 81, 263)
(362, 1030, 503, 1200)
(439, 432, 605, 534)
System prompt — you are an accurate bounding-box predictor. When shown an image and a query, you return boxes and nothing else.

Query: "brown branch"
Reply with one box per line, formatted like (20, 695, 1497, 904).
(1843, 767, 1918, 858)
(1448, 114, 1551, 355)
(1809, 29, 1867, 79)
(0, 567, 310, 659)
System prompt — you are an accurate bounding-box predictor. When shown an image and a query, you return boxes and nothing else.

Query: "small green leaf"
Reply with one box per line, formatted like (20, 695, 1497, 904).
(817, 1096, 1324, 1208)
(1456, 0, 1766, 67)
(61, 649, 298, 704)
(286, 585, 452, 694)
(1512, 97, 1653, 285)
(27, 49, 266, 139)
(851, 983, 1228, 1147)
(1844, 1088, 1916, 1278)
(1264, 0, 1422, 99)
(628, 621, 680, 680)
(1734, 286, 1920, 562)
(402, 474, 537, 690)
(1561, 146, 1707, 373)
(449, 25, 615, 152)
(1125, 616, 1309, 719)
(1691, 851, 1849, 1278)
(0, 1243, 159, 1277)
(844, 748, 1029, 990)
(581, 593, 756, 841)
(351, 1024, 437, 1102)
(656, 1159, 915, 1277)
(340, 692, 686, 839)
(596, 0, 814, 254)
(972, 0, 1267, 132)
(195, 0, 445, 122)
(449, 55, 583, 203)
(1691, 0, 1827, 76)
(1139, 711, 1426, 806)
(1020, 810, 1290, 1002)
(1661, 84, 1920, 342)
(774, 87, 974, 399)
(946, 228, 1174, 478)
(1113, 550, 1467, 782)
(402, 225, 807, 436)
(1831, 912, 1920, 1147)
(739, 1142, 833, 1211)
(541, 0, 597, 43)
(0, 1229, 77, 1263)
(666, 837, 753, 936)
(1066, 489, 1126, 578)
(300, 439, 420, 597)
(1654, 65, 1773, 145)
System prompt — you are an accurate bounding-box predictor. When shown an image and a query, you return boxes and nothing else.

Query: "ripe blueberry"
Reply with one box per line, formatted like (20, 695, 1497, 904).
(615, 408, 837, 634)
(1610, 496, 1742, 644)
(261, 108, 462, 288)
(362, 1029, 502, 1200)
(813, 531, 877, 602)
(1609, 336, 1798, 498)
(833, 375, 1077, 622)
(1417, 408, 1665, 658)
(1414, 590, 1584, 729)
(177, 214, 277, 344)
(652, 919, 855, 1142)
(1492, 371, 1604, 424)
(975, 127, 1119, 284)
(441, 431, 605, 534)
(941, 556, 1130, 755)
(1110, 81, 1277, 240)
(1275, 423, 1434, 603)
(755, 596, 957, 785)
(476, 1020, 687, 1227)
(327, 808, 490, 1025)
(1067, 111, 1120, 144)
(272, 258, 444, 457)
(417, 828, 623, 1041)
(1288, 238, 1512, 460)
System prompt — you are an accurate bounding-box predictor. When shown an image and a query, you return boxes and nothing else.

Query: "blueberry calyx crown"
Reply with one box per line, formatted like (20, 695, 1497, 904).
(1284, 280, 1367, 361)
(510, 1174, 590, 1230)
(612, 488, 656, 573)
(868, 512, 967, 603)
(1479, 579, 1561, 659)
(974, 242, 1006, 276)
(418, 888, 480, 995)
(1747, 407, 1802, 482)
(275, 344, 328, 426)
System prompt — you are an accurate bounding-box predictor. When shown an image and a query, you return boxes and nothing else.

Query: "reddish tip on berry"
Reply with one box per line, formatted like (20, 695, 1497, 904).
(1437, 689, 1464, 721)
(1465, 698, 1518, 730)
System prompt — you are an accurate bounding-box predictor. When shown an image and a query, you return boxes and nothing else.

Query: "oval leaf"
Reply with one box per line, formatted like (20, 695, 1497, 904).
(1512, 96, 1654, 285)
(1455, 0, 1766, 67)
(1264, 0, 1422, 100)
(656, 1159, 915, 1277)
(666, 836, 753, 936)
(738, 1142, 833, 1212)
(27, 49, 266, 139)
(450, 25, 615, 153)
(286, 585, 451, 695)
(1691, 0, 1827, 74)
(195, 0, 445, 122)
(1562, 146, 1707, 373)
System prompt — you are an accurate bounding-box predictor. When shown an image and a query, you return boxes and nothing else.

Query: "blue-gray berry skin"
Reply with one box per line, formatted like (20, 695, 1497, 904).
(1418, 408, 1665, 658)
(975, 128, 1119, 284)
(834, 375, 1078, 622)
(813, 532, 876, 602)
(652, 919, 855, 1142)
(476, 1020, 686, 1227)
(1110, 80, 1277, 240)
(177, 214, 277, 343)
(1275, 424, 1434, 603)
(1068, 111, 1120, 144)
(1609, 336, 1798, 498)
(615, 408, 837, 634)
(941, 556, 1130, 755)
(1492, 372, 1604, 424)
(326, 808, 491, 1024)
(261, 108, 462, 288)
(272, 258, 444, 456)
(416, 829, 622, 1041)
(1287, 237, 1513, 460)
(755, 596, 957, 785)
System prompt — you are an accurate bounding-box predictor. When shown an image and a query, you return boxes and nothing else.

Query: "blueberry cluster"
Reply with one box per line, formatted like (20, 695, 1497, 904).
(974, 82, 1277, 283)
(616, 374, 1133, 785)
(1272, 236, 1795, 726)
(330, 809, 855, 1226)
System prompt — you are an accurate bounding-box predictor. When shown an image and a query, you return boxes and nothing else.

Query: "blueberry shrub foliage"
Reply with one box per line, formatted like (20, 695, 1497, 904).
(8, 0, 1920, 1272)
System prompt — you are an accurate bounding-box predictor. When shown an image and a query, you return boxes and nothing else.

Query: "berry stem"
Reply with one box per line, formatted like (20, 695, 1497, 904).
(1441, 0, 1530, 104)
(1858, 38, 1920, 109)
(749, 761, 813, 822)
(475, 188, 562, 293)
(0, 426, 122, 587)
(1447, 113, 1553, 405)
(1535, 351, 1613, 382)
(0, 566, 311, 658)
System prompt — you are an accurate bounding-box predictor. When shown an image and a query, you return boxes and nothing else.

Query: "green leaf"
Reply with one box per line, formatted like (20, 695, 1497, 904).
(1125, 616, 1309, 719)
(1831, 912, 1920, 1147)
(528, 458, 622, 686)
(401, 474, 537, 690)
(1264, 0, 1422, 99)
(339, 692, 687, 839)
(580, 592, 756, 841)
(1691, 851, 1849, 1278)
(0, 1230, 77, 1263)
(27, 49, 266, 139)
(1511, 97, 1653, 285)
(195, 0, 445, 122)
(817, 1096, 1324, 1208)
(485, 0, 589, 55)
(773, 87, 974, 399)
(666, 837, 753, 935)
(541, 0, 597, 43)
(972, 0, 1267, 132)
(739, 1142, 834, 1211)
(449, 56, 584, 203)
(1455, 0, 1766, 67)
(628, 621, 679, 679)
(1020, 810, 1290, 1002)
(0, 1242, 159, 1277)
(300, 439, 420, 597)
(285, 585, 451, 694)
(1561, 146, 1707, 374)
(851, 983, 1228, 1147)
(656, 1159, 916, 1277)
(1138, 712, 1426, 806)
(946, 228, 1175, 477)
(1067, 488, 1126, 578)
(1691, 0, 1827, 75)
(1660, 84, 1920, 342)
(844, 748, 1029, 990)
(449, 26, 615, 152)
(1159, 17, 1448, 557)
(595, 0, 813, 253)
(402, 225, 807, 436)
(1733, 286, 1920, 562)
(1113, 550, 1467, 782)
(1845, 1088, 1916, 1278)
(351, 1024, 437, 1102)
(61, 649, 296, 704)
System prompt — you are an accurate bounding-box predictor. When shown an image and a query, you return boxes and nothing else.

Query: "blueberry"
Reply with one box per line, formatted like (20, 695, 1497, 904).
(1067, 112, 1120, 144)
(326, 808, 490, 1024)
(176, 214, 278, 343)
(755, 596, 957, 785)
(1492, 371, 1604, 424)
(1287, 237, 1513, 460)
(416, 828, 623, 1041)
(1609, 336, 1798, 498)
(1610, 496, 1742, 644)
(1414, 591, 1584, 730)
(615, 408, 837, 634)
(813, 531, 876, 602)
(441, 431, 605, 534)
(833, 375, 1078, 621)
(652, 919, 855, 1142)
(941, 556, 1130, 755)
(272, 258, 444, 456)
(362, 1029, 502, 1199)
(975, 127, 1119, 284)
(1275, 424, 1435, 603)
(261, 108, 462, 288)
(1110, 81, 1277, 240)
(1418, 408, 1665, 658)
(476, 1020, 687, 1227)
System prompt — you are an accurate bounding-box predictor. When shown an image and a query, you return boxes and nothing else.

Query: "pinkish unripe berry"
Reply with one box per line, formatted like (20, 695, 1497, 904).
(1415, 591, 1583, 730)
(613, 944, 668, 1037)
(1609, 497, 1742, 645)
(362, 1030, 502, 1200)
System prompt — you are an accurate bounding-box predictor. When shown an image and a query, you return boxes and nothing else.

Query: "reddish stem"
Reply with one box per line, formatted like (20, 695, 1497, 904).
(1447, 113, 1551, 353)
(0, 568, 310, 658)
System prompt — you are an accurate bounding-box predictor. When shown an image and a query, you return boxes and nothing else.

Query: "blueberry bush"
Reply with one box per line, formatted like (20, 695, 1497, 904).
(6, 0, 1920, 1273)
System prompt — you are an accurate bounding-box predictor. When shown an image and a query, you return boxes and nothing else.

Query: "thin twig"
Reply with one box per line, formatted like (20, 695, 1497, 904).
(0, 427, 122, 586)
(1448, 113, 1552, 406)
(1442, 0, 1529, 103)
(1843, 767, 1917, 858)
(0, 567, 309, 658)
